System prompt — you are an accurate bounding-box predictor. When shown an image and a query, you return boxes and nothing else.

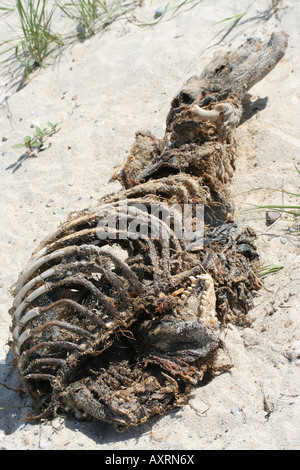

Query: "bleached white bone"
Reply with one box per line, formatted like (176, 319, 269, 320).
(190, 103, 234, 123)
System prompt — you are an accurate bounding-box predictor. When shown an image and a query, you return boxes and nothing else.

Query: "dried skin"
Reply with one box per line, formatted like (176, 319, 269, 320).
(9, 33, 287, 431)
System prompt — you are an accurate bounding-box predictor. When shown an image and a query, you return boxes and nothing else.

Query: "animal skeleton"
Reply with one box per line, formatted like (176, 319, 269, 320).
(9, 32, 287, 431)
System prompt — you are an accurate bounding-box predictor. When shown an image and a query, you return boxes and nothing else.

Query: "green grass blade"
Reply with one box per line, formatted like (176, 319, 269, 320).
(235, 187, 300, 198)
(294, 163, 300, 175)
(243, 204, 300, 216)
(213, 11, 247, 25)
(257, 264, 284, 278)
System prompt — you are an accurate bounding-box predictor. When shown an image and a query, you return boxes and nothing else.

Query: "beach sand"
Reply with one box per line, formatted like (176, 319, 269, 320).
(0, 0, 299, 450)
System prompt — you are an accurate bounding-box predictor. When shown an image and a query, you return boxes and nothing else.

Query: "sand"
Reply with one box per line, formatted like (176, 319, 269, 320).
(0, 0, 299, 450)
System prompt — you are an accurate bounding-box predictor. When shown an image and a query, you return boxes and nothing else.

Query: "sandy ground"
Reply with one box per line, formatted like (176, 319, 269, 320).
(0, 0, 299, 450)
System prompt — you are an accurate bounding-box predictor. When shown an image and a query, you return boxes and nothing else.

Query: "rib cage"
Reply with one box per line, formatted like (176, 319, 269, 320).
(9, 33, 288, 431)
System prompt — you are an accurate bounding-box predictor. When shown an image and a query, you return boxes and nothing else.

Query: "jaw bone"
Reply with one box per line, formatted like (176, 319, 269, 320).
(175, 273, 218, 329)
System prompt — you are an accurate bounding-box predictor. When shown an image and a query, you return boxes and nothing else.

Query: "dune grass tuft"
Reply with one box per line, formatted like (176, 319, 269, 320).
(0, 0, 62, 77)
(15, 0, 61, 75)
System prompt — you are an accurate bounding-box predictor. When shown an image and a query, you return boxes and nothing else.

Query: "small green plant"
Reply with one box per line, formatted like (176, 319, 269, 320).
(13, 121, 60, 155)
